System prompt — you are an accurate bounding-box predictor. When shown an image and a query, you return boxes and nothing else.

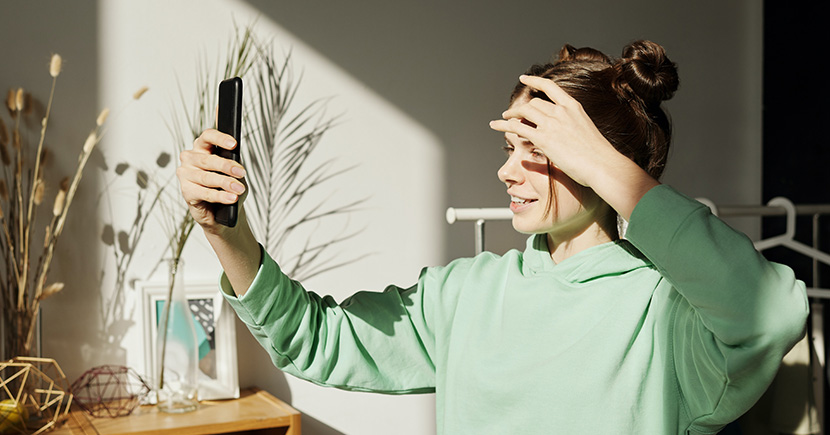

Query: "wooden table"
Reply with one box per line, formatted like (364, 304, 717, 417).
(51, 388, 301, 435)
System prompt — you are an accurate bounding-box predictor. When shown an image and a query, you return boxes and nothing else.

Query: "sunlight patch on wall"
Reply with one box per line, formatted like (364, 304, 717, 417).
(97, 1, 441, 434)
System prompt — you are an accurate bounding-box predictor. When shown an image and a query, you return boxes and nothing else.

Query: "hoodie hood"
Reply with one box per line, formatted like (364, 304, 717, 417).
(521, 233, 653, 283)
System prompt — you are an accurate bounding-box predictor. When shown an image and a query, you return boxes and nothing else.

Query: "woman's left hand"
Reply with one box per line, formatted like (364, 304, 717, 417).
(489, 75, 619, 188)
(489, 75, 659, 220)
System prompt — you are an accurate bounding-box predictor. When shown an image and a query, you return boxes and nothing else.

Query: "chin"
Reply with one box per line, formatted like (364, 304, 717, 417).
(511, 217, 548, 235)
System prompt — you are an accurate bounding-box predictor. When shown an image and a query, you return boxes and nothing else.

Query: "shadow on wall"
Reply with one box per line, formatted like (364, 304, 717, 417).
(303, 414, 347, 435)
(88, 148, 176, 374)
(234, 315, 358, 431)
(234, 316, 292, 403)
(241, 0, 771, 261)
(241, 0, 530, 261)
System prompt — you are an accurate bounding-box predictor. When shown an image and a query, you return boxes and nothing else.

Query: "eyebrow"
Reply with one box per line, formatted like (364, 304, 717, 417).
(504, 135, 534, 146)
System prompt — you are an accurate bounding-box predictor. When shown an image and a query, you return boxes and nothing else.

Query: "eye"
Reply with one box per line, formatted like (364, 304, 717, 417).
(530, 149, 546, 159)
(501, 144, 514, 155)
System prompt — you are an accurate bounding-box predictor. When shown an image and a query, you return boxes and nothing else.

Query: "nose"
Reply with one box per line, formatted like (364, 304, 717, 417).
(498, 153, 523, 185)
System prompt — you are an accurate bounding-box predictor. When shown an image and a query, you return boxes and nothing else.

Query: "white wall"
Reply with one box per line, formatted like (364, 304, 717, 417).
(94, 1, 442, 434)
(2, 1, 763, 434)
(242, 0, 765, 254)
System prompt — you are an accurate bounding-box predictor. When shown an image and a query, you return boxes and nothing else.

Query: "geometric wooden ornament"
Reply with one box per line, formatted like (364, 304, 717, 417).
(0, 357, 72, 434)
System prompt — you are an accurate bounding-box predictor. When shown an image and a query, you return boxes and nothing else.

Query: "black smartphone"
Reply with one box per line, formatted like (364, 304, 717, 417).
(214, 77, 243, 227)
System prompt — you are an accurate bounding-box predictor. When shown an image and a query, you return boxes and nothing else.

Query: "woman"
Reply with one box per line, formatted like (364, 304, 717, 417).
(177, 40, 808, 434)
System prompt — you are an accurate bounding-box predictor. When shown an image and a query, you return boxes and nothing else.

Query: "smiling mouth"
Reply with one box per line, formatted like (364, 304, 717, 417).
(511, 196, 537, 206)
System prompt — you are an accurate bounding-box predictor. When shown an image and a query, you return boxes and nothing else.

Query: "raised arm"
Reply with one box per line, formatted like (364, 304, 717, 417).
(177, 128, 439, 393)
(177, 128, 261, 295)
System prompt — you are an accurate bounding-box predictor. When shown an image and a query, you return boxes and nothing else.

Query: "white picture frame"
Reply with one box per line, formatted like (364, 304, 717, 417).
(138, 280, 239, 401)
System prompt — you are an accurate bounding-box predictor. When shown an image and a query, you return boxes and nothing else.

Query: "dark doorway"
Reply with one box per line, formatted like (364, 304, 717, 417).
(762, 0, 830, 432)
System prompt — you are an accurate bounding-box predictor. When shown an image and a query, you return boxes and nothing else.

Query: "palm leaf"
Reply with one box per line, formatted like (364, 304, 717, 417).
(243, 39, 368, 279)
(165, 23, 368, 283)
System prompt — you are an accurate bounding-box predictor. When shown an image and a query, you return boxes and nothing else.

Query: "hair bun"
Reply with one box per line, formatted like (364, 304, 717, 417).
(615, 40, 679, 107)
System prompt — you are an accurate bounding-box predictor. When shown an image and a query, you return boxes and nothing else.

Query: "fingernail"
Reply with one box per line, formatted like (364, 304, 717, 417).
(224, 193, 239, 202)
(230, 182, 245, 194)
(231, 166, 246, 178)
(225, 138, 236, 149)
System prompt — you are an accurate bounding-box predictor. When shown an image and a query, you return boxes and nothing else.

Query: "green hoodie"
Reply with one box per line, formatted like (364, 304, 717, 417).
(222, 185, 808, 434)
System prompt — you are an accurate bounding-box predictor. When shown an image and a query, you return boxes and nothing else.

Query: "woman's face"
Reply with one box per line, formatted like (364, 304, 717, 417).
(497, 100, 602, 238)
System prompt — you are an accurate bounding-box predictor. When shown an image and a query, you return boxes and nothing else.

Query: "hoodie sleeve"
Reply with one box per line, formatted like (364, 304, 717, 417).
(219, 250, 438, 394)
(625, 184, 808, 434)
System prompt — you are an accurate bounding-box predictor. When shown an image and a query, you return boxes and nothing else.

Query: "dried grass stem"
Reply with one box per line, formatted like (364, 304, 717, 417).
(2, 52, 145, 356)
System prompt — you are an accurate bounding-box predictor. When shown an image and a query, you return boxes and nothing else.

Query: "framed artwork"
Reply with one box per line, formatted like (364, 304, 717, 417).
(139, 281, 239, 401)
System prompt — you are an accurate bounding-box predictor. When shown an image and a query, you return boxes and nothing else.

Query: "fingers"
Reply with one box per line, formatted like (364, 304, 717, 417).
(179, 160, 244, 190)
(492, 97, 552, 139)
(193, 128, 237, 153)
(492, 75, 584, 137)
(519, 75, 575, 106)
(489, 118, 537, 139)
(177, 152, 246, 211)
(187, 128, 246, 182)
(179, 173, 241, 205)
(177, 164, 241, 229)
(501, 101, 549, 127)
(178, 128, 247, 212)
(180, 147, 246, 177)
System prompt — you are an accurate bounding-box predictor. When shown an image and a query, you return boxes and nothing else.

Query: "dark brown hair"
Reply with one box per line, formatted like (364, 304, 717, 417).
(510, 40, 679, 227)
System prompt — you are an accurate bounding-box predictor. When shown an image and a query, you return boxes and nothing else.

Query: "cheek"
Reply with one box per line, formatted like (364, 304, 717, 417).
(548, 173, 587, 216)
(528, 171, 552, 199)
(549, 167, 583, 199)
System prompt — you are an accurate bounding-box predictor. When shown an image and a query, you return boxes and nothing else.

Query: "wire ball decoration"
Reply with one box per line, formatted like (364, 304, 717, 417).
(70, 365, 150, 418)
(0, 357, 73, 435)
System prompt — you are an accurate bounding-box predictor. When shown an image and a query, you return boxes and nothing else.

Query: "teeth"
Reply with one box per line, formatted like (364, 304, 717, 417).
(511, 196, 528, 204)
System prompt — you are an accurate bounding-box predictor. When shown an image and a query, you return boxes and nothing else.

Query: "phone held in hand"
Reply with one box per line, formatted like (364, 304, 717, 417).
(214, 77, 243, 227)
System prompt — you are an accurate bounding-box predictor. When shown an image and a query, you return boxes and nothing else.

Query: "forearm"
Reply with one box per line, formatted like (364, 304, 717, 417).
(177, 127, 259, 293)
(204, 206, 262, 297)
(220, 250, 438, 393)
(586, 148, 660, 221)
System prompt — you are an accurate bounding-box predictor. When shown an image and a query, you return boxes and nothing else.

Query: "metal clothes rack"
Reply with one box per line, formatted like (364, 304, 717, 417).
(445, 207, 511, 255)
(446, 198, 830, 281)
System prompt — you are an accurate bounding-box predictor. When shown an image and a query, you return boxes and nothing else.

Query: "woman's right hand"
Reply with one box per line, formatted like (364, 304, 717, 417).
(177, 129, 247, 232)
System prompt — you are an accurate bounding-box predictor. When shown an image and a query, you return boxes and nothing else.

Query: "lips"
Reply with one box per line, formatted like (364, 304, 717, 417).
(509, 194, 537, 212)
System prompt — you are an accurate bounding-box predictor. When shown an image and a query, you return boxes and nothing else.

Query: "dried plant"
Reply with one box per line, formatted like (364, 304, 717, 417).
(0, 53, 147, 357)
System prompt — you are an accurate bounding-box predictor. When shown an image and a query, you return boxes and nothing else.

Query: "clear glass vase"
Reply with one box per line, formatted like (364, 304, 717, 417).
(155, 258, 199, 413)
